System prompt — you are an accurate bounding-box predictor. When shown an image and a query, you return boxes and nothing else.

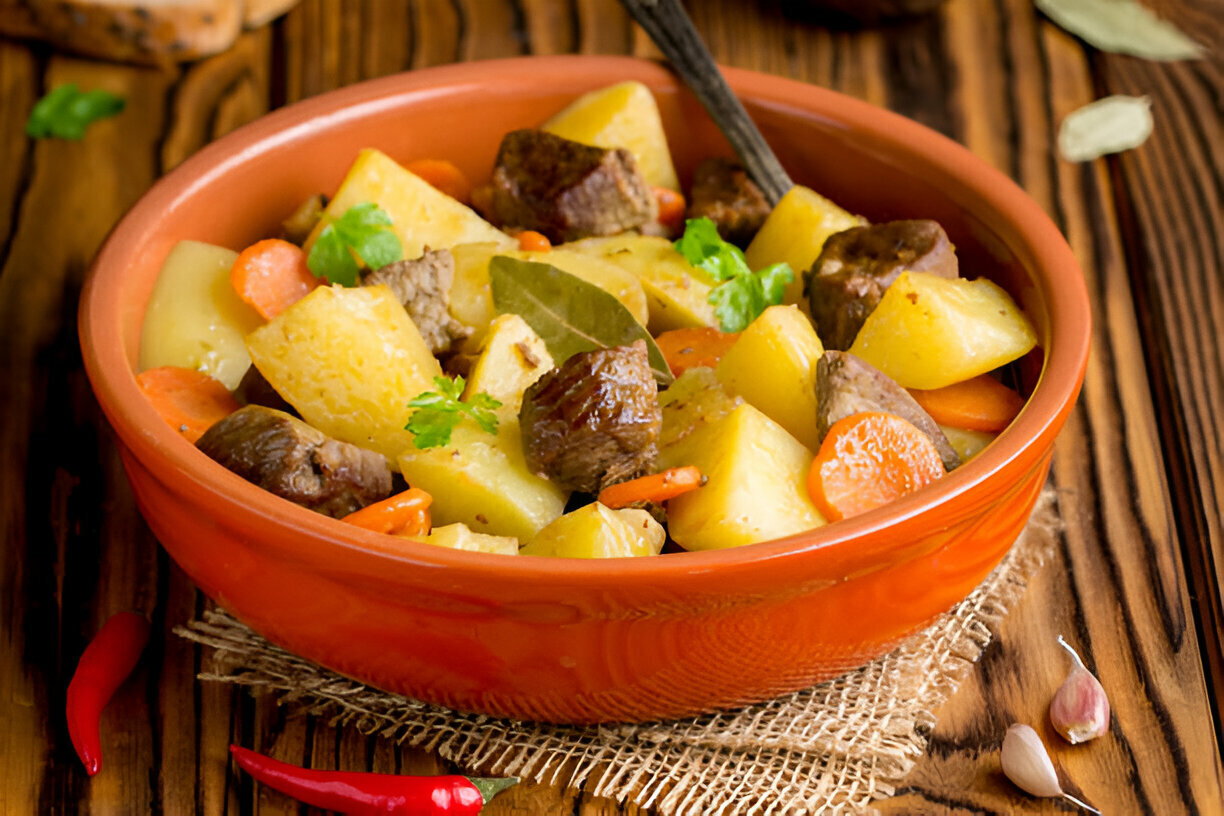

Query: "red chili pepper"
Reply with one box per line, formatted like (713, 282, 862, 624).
(230, 745, 518, 815)
(66, 611, 151, 775)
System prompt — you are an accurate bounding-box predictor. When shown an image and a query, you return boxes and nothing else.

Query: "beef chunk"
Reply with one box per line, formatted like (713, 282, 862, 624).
(815, 350, 961, 471)
(363, 248, 471, 354)
(520, 341, 662, 493)
(685, 157, 771, 246)
(479, 129, 657, 243)
(196, 405, 392, 517)
(234, 365, 295, 416)
(806, 219, 958, 350)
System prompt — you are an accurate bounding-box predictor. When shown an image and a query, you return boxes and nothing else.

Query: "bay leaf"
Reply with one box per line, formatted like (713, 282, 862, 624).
(1036, 0, 1204, 61)
(1058, 95, 1154, 162)
(489, 255, 674, 386)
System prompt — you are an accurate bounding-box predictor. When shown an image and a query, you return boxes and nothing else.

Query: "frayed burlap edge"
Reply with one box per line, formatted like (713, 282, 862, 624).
(176, 486, 1061, 815)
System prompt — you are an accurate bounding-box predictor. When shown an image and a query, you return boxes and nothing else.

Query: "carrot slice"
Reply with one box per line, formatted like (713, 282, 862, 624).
(230, 238, 319, 320)
(806, 411, 945, 522)
(517, 230, 552, 252)
(653, 186, 686, 233)
(136, 366, 241, 443)
(598, 466, 705, 509)
(908, 374, 1025, 433)
(405, 158, 472, 204)
(341, 487, 433, 536)
(654, 327, 740, 376)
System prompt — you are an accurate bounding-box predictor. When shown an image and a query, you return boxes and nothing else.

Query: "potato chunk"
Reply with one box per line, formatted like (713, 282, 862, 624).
(940, 424, 997, 463)
(744, 185, 864, 307)
(848, 271, 1038, 389)
(446, 246, 649, 344)
(521, 503, 664, 559)
(565, 234, 719, 333)
(409, 523, 519, 555)
(305, 148, 512, 262)
(397, 315, 567, 541)
(542, 80, 680, 192)
(462, 313, 554, 418)
(397, 424, 567, 543)
(658, 367, 743, 450)
(139, 240, 262, 390)
(715, 305, 824, 451)
(658, 404, 826, 550)
(245, 285, 441, 463)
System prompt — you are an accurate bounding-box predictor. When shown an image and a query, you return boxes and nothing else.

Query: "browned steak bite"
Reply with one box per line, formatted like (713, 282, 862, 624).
(519, 341, 662, 493)
(233, 364, 295, 415)
(363, 248, 471, 354)
(685, 157, 771, 246)
(481, 129, 657, 243)
(815, 350, 961, 472)
(196, 405, 392, 518)
(806, 219, 958, 350)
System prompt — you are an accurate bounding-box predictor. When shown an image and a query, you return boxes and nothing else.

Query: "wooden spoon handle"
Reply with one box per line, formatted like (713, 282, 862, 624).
(620, 0, 794, 205)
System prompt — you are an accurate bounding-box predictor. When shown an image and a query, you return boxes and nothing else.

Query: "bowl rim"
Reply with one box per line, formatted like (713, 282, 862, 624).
(80, 54, 1090, 587)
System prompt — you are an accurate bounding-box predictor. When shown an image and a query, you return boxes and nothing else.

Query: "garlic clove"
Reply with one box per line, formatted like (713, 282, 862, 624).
(1001, 723, 1101, 814)
(1002, 723, 1063, 797)
(1050, 635, 1110, 744)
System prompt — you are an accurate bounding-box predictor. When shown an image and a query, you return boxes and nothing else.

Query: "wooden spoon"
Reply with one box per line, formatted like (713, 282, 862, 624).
(619, 0, 795, 205)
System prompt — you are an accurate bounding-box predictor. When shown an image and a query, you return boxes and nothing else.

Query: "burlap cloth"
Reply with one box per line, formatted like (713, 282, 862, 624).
(177, 487, 1060, 815)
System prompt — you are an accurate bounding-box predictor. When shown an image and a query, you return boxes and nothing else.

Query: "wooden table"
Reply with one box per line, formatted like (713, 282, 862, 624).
(2, 0, 1221, 812)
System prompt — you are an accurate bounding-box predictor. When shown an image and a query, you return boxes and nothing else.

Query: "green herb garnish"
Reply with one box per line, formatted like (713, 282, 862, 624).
(306, 201, 403, 287)
(405, 375, 502, 449)
(26, 84, 125, 140)
(674, 217, 794, 333)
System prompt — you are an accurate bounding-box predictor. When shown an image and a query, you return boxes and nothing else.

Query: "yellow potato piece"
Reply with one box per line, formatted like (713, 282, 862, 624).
(848, 271, 1038, 389)
(462, 313, 553, 419)
(446, 246, 650, 342)
(521, 503, 664, 559)
(398, 423, 567, 543)
(940, 424, 998, 463)
(565, 234, 719, 332)
(658, 404, 826, 551)
(542, 80, 680, 191)
(408, 523, 519, 556)
(139, 240, 262, 390)
(744, 185, 864, 308)
(715, 305, 824, 451)
(245, 284, 441, 463)
(305, 148, 512, 262)
(658, 367, 744, 450)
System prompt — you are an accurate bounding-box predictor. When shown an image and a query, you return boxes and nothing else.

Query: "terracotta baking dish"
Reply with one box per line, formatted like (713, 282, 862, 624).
(79, 56, 1090, 724)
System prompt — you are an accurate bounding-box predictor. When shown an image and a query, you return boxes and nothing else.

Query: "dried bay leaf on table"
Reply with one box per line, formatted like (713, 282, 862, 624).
(1058, 95, 1154, 162)
(489, 256, 674, 386)
(1035, 0, 1205, 60)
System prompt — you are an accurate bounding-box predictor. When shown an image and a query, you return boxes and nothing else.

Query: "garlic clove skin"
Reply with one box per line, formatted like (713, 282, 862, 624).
(1001, 723, 1064, 798)
(1050, 635, 1110, 744)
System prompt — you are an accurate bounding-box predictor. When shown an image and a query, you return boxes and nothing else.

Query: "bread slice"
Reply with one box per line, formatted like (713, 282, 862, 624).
(0, 0, 300, 63)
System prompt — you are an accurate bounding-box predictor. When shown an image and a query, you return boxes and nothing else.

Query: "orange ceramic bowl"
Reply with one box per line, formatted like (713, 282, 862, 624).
(80, 56, 1089, 724)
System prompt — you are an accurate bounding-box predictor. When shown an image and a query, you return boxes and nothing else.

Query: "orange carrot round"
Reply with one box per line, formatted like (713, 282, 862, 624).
(230, 238, 319, 320)
(654, 327, 740, 376)
(341, 487, 433, 536)
(598, 466, 705, 509)
(136, 366, 241, 443)
(405, 158, 472, 204)
(517, 230, 552, 252)
(807, 412, 945, 522)
(908, 374, 1025, 432)
(653, 186, 686, 233)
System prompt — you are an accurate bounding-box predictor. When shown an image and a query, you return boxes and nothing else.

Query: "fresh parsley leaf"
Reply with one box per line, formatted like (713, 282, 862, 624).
(674, 217, 751, 282)
(674, 217, 794, 332)
(26, 84, 125, 140)
(306, 201, 403, 287)
(405, 375, 503, 449)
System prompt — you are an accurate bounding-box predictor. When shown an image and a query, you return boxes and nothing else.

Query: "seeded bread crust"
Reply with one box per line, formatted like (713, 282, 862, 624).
(0, 0, 300, 63)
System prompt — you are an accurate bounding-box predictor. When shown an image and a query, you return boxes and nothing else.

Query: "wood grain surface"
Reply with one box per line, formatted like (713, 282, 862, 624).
(1, 0, 1221, 813)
